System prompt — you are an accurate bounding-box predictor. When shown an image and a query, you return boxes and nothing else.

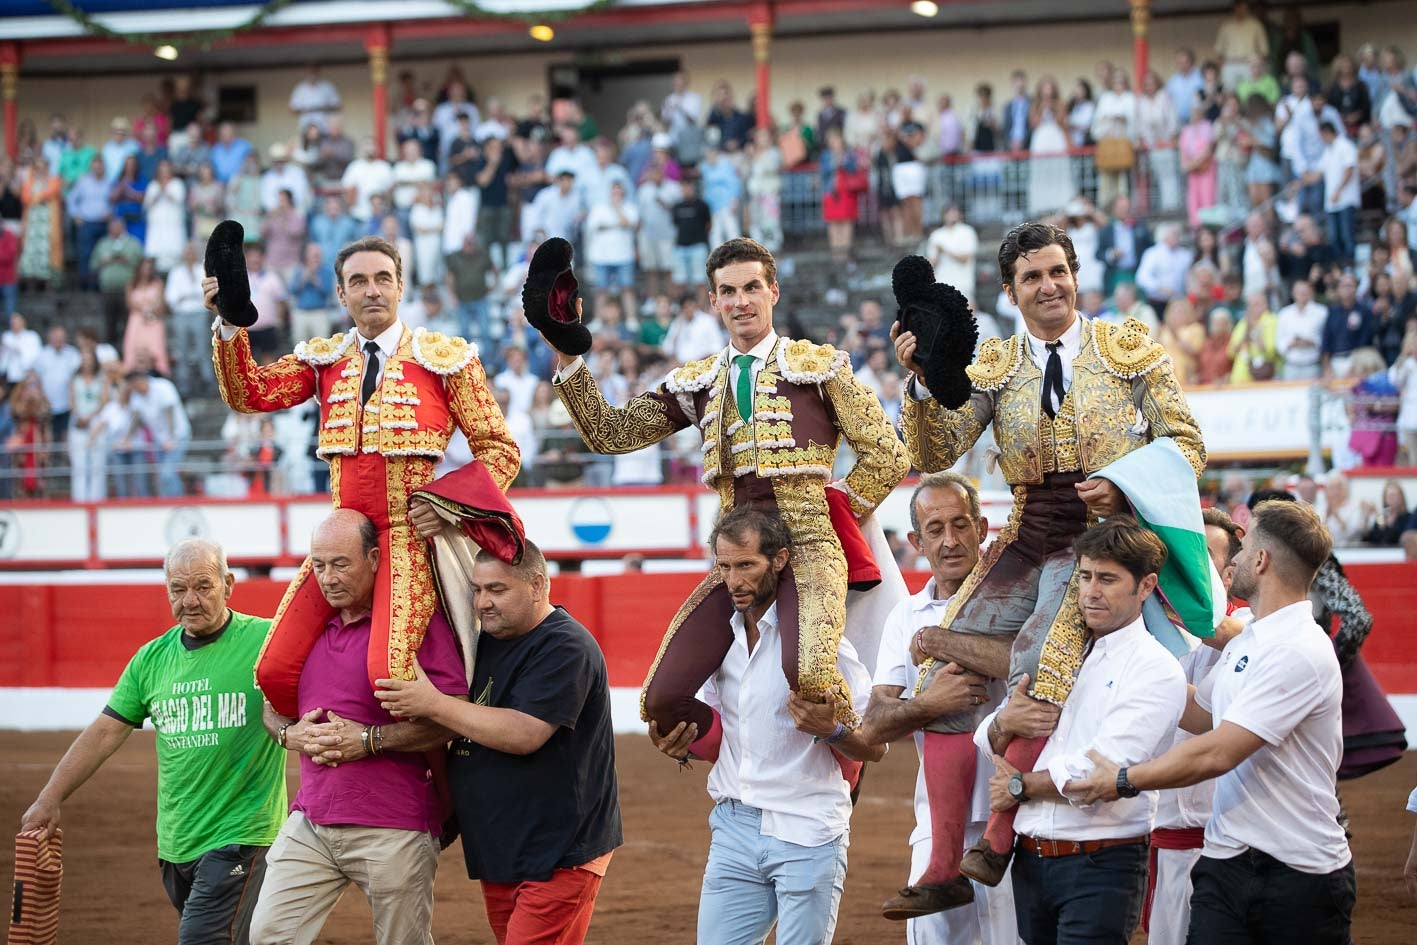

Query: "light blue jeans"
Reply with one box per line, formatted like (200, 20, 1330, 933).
(698, 799, 848, 945)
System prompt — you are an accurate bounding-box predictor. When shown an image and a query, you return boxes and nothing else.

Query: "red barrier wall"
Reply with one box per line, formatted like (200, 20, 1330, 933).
(4, 564, 1415, 692)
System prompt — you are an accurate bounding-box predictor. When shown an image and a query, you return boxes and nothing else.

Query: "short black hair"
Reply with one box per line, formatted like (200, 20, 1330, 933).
(710, 506, 791, 561)
(1246, 487, 1296, 510)
(1202, 507, 1243, 564)
(1074, 518, 1168, 584)
(358, 516, 377, 555)
(998, 222, 1080, 287)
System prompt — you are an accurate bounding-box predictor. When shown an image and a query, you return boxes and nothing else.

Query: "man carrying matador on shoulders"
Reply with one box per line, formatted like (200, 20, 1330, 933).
(521, 235, 908, 758)
(206, 226, 524, 716)
(885, 221, 1208, 918)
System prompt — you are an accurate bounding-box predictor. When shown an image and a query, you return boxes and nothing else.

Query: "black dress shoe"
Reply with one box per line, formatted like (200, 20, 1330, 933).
(204, 220, 258, 328)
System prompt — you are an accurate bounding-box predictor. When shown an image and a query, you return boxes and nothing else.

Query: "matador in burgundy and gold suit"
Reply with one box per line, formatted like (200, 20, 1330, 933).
(555, 333, 908, 733)
(213, 322, 520, 716)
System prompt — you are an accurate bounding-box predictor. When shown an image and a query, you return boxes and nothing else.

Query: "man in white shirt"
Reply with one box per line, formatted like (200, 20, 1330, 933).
(661, 70, 704, 135)
(861, 471, 1020, 940)
(127, 370, 191, 498)
(288, 65, 342, 132)
(1276, 278, 1327, 380)
(1142, 507, 1245, 945)
(341, 139, 394, 223)
(1213, 1, 1268, 90)
(165, 241, 209, 398)
(584, 181, 639, 319)
(660, 295, 725, 365)
(493, 345, 540, 421)
(31, 325, 80, 441)
(1067, 500, 1355, 945)
(1134, 224, 1191, 310)
(926, 205, 980, 305)
(650, 506, 884, 945)
(1317, 122, 1360, 263)
(977, 518, 1186, 945)
(1, 311, 41, 384)
(260, 143, 312, 215)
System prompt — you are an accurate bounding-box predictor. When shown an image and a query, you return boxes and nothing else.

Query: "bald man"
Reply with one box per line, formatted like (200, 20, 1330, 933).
(250, 509, 469, 945)
(20, 538, 287, 945)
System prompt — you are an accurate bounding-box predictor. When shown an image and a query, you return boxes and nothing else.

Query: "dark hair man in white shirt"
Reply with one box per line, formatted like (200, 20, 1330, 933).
(1067, 500, 1355, 945)
(979, 518, 1186, 945)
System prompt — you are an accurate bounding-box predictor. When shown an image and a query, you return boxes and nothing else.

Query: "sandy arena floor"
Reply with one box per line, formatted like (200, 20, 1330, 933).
(3, 732, 1414, 944)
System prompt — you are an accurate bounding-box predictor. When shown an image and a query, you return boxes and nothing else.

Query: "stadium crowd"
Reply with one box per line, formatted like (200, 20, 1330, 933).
(0, 3, 1416, 521)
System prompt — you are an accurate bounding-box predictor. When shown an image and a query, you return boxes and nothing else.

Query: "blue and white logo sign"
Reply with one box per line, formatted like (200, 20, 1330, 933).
(569, 497, 613, 545)
(1234, 655, 1249, 673)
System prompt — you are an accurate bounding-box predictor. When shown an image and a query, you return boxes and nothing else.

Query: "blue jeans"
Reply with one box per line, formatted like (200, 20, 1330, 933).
(76, 219, 107, 288)
(697, 799, 848, 945)
(157, 436, 189, 498)
(1011, 841, 1147, 945)
(456, 299, 492, 350)
(1327, 206, 1355, 264)
(0, 282, 16, 319)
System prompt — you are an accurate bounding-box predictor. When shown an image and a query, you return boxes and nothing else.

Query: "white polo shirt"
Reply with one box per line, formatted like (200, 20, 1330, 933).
(1194, 599, 1351, 874)
(1153, 636, 1230, 831)
(872, 578, 1007, 845)
(974, 616, 1186, 841)
(703, 600, 872, 848)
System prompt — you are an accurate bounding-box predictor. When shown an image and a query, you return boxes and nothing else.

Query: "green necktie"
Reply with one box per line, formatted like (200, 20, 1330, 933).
(734, 354, 756, 423)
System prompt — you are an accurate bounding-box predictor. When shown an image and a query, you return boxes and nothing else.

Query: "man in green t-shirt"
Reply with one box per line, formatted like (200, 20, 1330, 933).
(20, 538, 287, 945)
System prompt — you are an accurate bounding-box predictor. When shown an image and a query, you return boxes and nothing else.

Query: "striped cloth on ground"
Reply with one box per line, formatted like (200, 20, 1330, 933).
(9, 829, 62, 945)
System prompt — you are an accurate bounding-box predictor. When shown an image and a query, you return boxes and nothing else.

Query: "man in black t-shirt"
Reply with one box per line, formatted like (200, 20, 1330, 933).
(375, 540, 621, 945)
(670, 177, 712, 293)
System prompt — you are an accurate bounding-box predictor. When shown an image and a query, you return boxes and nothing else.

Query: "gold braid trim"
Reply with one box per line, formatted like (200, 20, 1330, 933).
(827, 358, 909, 515)
(294, 329, 356, 366)
(639, 568, 724, 722)
(666, 351, 727, 393)
(1091, 317, 1168, 379)
(385, 457, 438, 680)
(555, 362, 683, 455)
(411, 327, 478, 375)
(776, 338, 849, 384)
(966, 335, 1025, 391)
(1029, 573, 1088, 706)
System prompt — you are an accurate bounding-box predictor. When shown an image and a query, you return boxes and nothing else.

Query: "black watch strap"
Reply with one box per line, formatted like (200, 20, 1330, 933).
(1116, 766, 1140, 799)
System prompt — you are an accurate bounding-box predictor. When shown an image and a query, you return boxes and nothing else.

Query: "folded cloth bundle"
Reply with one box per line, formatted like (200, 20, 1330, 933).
(10, 829, 62, 945)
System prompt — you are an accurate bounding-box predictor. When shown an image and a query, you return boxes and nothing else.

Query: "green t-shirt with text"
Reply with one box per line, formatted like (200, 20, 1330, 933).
(107, 611, 287, 863)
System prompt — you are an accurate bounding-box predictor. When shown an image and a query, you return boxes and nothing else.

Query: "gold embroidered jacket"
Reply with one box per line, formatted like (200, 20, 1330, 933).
(213, 325, 520, 488)
(555, 337, 908, 531)
(902, 318, 1205, 482)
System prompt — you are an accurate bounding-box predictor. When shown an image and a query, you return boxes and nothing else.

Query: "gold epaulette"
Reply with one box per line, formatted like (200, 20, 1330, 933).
(293, 330, 356, 366)
(964, 335, 1024, 392)
(411, 327, 478, 376)
(775, 338, 849, 384)
(1091, 317, 1167, 379)
(666, 351, 726, 393)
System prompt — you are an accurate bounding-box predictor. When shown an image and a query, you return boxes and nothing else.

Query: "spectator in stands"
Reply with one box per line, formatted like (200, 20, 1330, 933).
(528, 169, 586, 249)
(1229, 291, 1281, 382)
(0, 224, 15, 320)
(472, 134, 515, 269)
(289, 64, 341, 132)
(547, 124, 597, 189)
(1097, 193, 1150, 294)
(1360, 480, 1410, 546)
(39, 114, 67, 178)
(1276, 278, 1326, 381)
(186, 162, 225, 243)
(662, 293, 723, 365)
(637, 160, 681, 303)
(447, 112, 481, 190)
(390, 137, 436, 233)
(700, 146, 743, 248)
(101, 116, 139, 186)
(1273, 7, 1320, 80)
(1138, 69, 1182, 214)
(133, 124, 166, 184)
(288, 242, 336, 343)
(584, 179, 639, 320)
(6, 373, 50, 497)
(1066, 79, 1096, 149)
(142, 160, 186, 275)
(17, 155, 60, 291)
(315, 113, 355, 188)
(662, 70, 704, 139)
(67, 156, 111, 290)
(341, 137, 393, 224)
(1321, 272, 1375, 380)
(1180, 96, 1218, 228)
(1136, 223, 1191, 311)
(95, 363, 141, 498)
(225, 152, 264, 239)
(408, 183, 444, 289)
(707, 81, 752, 153)
(110, 153, 148, 244)
(123, 258, 169, 377)
(744, 127, 783, 254)
(92, 215, 145, 344)
(1103, 281, 1159, 335)
(242, 243, 290, 357)
(67, 345, 109, 501)
(670, 177, 712, 294)
(1092, 69, 1137, 209)
(1214, 1, 1269, 91)
(127, 369, 189, 497)
(58, 126, 94, 192)
(33, 324, 79, 444)
(1241, 93, 1282, 211)
(1159, 297, 1205, 386)
(164, 241, 207, 398)
(261, 143, 311, 215)
(1317, 121, 1360, 265)
(169, 120, 211, 181)
(433, 82, 479, 166)
(926, 204, 978, 304)
(446, 231, 493, 349)
(1199, 308, 1236, 384)
(1003, 70, 1031, 150)
(1279, 214, 1334, 286)
(1395, 331, 1417, 463)
(936, 92, 964, 155)
(1167, 48, 1205, 125)
(1323, 471, 1365, 546)
(209, 122, 252, 184)
(494, 344, 540, 422)
(820, 128, 866, 267)
(1327, 55, 1371, 135)
(817, 85, 847, 142)
(310, 196, 359, 275)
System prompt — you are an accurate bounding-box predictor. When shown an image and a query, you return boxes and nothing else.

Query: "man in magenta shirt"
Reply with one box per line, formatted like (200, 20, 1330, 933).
(249, 509, 467, 945)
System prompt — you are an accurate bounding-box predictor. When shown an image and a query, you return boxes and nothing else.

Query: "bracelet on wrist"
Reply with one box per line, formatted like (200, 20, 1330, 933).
(277, 723, 290, 749)
(372, 725, 385, 755)
(360, 725, 373, 756)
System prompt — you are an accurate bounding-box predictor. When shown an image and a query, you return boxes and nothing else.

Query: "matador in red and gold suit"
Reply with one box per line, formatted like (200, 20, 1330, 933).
(212, 306, 521, 718)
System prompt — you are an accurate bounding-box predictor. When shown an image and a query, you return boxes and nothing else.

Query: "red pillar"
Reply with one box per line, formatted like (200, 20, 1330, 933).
(749, 3, 773, 130)
(1130, 0, 1149, 87)
(1, 43, 20, 162)
(365, 25, 391, 161)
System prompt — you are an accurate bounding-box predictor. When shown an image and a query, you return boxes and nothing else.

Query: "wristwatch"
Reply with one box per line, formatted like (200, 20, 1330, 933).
(1007, 771, 1028, 803)
(1116, 766, 1141, 799)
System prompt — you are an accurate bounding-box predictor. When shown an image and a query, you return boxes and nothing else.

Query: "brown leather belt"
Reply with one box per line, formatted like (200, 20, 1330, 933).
(1017, 834, 1149, 858)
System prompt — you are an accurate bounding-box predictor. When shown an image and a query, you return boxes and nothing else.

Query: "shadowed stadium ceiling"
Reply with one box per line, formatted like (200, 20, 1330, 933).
(0, 0, 1372, 75)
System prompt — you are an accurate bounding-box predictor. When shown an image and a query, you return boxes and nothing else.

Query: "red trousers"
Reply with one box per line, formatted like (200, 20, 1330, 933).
(481, 867, 604, 945)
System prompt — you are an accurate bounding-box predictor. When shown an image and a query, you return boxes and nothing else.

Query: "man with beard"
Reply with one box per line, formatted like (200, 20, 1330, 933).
(651, 506, 884, 945)
(1067, 500, 1355, 945)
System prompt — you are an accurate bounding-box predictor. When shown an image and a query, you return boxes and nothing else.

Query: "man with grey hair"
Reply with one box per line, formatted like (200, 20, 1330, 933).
(20, 537, 287, 945)
(862, 471, 1021, 934)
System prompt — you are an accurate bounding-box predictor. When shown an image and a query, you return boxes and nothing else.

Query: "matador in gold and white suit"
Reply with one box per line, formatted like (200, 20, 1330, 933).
(554, 333, 908, 734)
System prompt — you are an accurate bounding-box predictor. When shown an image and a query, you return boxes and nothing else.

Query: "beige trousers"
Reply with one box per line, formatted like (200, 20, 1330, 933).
(248, 812, 439, 945)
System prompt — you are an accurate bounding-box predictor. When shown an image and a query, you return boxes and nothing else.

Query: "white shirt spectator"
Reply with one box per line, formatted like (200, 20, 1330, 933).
(260, 163, 312, 214)
(1275, 300, 1327, 368)
(391, 157, 437, 210)
(974, 616, 1186, 841)
(165, 260, 206, 315)
(704, 600, 872, 847)
(662, 89, 704, 133)
(0, 323, 41, 383)
(131, 376, 192, 443)
(289, 75, 342, 131)
(1318, 135, 1360, 211)
(925, 221, 980, 304)
(584, 201, 639, 267)
(1136, 242, 1193, 302)
(1194, 600, 1351, 873)
(545, 144, 598, 184)
(527, 185, 585, 244)
(432, 101, 480, 153)
(494, 366, 540, 420)
(1091, 90, 1137, 141)
(662, 310, 727, 365)
(636, 178, 682, 246)
(341, 157, 394, 221)
(32, 343, 81, 415)
(441, 185, 480, 256)
(581, 162, 634, 210)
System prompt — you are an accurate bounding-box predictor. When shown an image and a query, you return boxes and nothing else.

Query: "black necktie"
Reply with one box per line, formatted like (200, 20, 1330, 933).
(361, 341, 380, 405)
(1042, 341, 1064, 419)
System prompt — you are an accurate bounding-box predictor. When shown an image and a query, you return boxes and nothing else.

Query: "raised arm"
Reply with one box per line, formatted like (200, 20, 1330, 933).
(900, 385, 991, 473)
(552, 358, 690, 455)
